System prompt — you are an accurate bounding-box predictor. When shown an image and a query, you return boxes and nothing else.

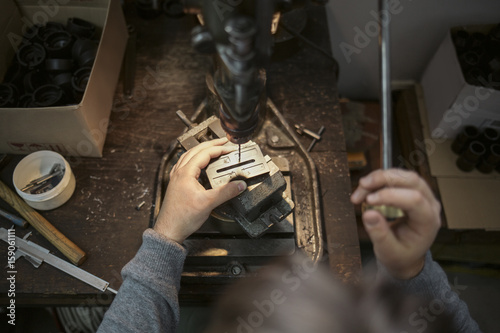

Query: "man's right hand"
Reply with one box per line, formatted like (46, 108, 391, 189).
(350, 169, 442, 280)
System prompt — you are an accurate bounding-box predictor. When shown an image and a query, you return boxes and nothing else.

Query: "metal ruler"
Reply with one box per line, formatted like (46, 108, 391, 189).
(0, 228, 117, 294)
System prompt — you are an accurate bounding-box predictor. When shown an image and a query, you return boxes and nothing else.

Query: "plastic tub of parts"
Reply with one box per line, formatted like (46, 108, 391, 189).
(13, 151, 75, 210)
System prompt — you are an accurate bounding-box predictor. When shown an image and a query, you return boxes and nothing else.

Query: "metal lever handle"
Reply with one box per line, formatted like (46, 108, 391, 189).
(363, 0, 404, 220)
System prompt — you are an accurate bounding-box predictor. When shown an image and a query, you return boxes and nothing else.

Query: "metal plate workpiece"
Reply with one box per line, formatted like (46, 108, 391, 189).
(206, 141, 270, 188)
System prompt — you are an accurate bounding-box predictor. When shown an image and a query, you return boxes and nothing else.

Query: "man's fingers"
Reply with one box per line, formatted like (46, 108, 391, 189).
(175, 138, 233, 169)
(365, 187, 436, 226)
(351, 169, 435, 204)
(180, 145, 238, 178)
(362, 210, 401, 255)
(204, 180, 247, 209)
(175, 138, 227, 168)
(173, 141, 237, 176)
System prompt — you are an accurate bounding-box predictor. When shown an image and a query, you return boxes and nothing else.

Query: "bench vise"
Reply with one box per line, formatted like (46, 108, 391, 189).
(176, 113, 294, 238)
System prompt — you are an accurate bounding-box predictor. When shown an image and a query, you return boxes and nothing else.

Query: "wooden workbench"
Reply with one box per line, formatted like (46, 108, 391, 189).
(0, 4, 360, 305)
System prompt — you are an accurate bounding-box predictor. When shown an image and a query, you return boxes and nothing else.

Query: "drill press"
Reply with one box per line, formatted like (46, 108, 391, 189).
(154, 1, 325, 284)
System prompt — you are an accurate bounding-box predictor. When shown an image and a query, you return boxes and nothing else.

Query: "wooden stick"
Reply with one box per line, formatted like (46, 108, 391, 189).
(0, 181, 87, 266)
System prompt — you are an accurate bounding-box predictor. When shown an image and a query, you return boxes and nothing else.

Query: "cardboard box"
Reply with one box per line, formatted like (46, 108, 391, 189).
(0, 0, 127, 157)
(415, 85, 500, 231)
(421, 25, 500, 141)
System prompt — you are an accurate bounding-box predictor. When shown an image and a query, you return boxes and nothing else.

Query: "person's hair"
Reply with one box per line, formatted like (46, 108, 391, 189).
(205, 253, 452, 333)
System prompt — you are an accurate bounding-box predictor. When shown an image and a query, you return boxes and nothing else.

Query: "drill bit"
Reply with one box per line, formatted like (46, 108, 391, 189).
(238, 144, 241, 163)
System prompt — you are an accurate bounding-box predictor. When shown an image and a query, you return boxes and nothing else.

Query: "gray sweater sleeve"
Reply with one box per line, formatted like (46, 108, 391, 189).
(97, 229, 480, 333)
(380, 251, 481, 333)
(97, 228, 187, 333)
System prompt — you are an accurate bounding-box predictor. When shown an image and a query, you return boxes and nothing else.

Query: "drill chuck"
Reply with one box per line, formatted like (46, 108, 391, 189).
(219, 104, 260, 144)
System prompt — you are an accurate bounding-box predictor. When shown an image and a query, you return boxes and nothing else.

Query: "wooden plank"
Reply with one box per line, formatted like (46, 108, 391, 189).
(311, 151, 361, 283)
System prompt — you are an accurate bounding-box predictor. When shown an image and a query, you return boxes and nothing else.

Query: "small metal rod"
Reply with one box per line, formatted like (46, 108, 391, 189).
(379, 0, 392, 169)
(176, 110, 212, 143)
(295, 124, 321, 141)
(107, 287, 118, 295)
(176, 110, 194, 129)
(307, 126, 325, 152)
(135, 201, 146, 211)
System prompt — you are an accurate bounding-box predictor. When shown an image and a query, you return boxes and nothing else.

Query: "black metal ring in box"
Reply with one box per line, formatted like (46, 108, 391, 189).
(477, 159, 496, 174)
(72, 39, 98, 67)
(477, 144, 500, 173)
(467, 32, 487, 49)
(78, 49, 97, 68)
(37, 22, 66, 42)
(23, 24, 42, 43)
(456, 156, 476, 172)
(453, 30, 469, 51)
(0, 83, 19, 107)
(18, 93, 35, 108)
(17, 43, 46, 69)
(464, 67, 487, 87)
(45, 58, 74, 73)
(486, 144, 500, 166)
(44, 31, 74, 58)
(456, 140, 486, 172)
(52, 72, 73, 96)
(462, 140, 486, 163)
(3, 62, 25, 89)
(66, 17, 96, 39)
(451, 125, 480, 154)
(72, 39, 94, 58)
(459, 51, 480, 72)
(72, 67, 92, 101)
(33, 84, 65, 107)
(23, 69, 48, 93)
(479, 127, 499, 146)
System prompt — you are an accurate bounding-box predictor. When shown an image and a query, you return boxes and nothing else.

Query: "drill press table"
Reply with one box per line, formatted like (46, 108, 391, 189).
(0, 3, 360, 305)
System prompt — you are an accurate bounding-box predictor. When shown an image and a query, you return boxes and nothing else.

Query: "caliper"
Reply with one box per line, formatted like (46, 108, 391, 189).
(0, 227, 117, 294)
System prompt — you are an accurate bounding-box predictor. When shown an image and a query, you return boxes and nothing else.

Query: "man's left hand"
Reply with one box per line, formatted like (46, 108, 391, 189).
(154, 138, 247, 243)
